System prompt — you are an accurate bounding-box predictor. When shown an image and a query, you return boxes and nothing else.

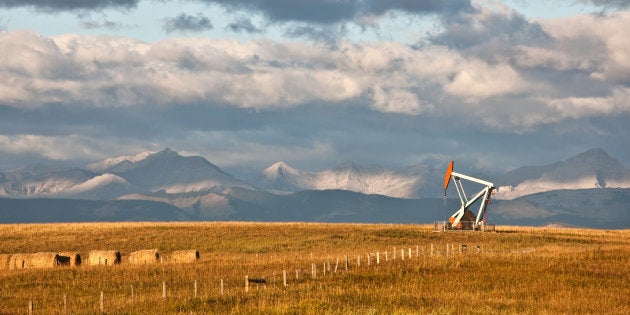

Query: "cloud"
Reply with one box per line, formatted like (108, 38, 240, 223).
(162, 13, 214, 33)
(186, 131, 336, 168)
(81, 19, 131, 30)
(0, 5, 628, 132)
(534, 12, 630, 85)
(284, 25, 347, 44)
(429, 0, 551, 61)
(547, 87, 630, 120)
(203, 0, 360, 24)
(361, 0, 475, 16)
(444, 61, 536, 101)
(202, 0, 475, 26)
(578, 0, 630, 9)
(227, 16, 261, 33)
(0, 0, 139, 12)
(0, 134, 104, 161)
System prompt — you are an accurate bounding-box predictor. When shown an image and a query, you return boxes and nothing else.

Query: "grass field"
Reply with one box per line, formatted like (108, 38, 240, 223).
(0, 222, 628, 314)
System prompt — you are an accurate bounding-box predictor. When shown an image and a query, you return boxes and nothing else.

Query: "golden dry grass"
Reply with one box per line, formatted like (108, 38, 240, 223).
(0, 222, 628, 314)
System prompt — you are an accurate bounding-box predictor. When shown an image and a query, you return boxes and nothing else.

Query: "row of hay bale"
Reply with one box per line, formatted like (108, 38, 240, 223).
(92, 249, 200, 265)
(0, 250, 199, 270)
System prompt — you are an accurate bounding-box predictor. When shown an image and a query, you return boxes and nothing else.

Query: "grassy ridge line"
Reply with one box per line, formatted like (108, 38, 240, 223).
(0, 222, 628, 314)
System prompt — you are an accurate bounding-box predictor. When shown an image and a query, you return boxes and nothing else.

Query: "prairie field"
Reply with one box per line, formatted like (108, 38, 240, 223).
(0, 222, 628, 314)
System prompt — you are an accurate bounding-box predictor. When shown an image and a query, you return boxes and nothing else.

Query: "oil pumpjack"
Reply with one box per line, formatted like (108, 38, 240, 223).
(435, 160, 495, 231)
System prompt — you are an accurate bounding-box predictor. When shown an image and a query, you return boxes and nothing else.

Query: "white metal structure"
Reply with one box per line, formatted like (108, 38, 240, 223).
(441, 160, 495, 231)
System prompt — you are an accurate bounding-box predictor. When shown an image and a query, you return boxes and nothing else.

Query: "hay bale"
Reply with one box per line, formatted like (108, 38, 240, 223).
(30, 252, 65, 268)
(0, 254, 12, 270)
(59, 252, 82, 267)
(170, 250, 199, 263)
(128, 249, 160, 265)
(8, 252, 63, 269)
(9, 254, 29, 269)
(88, 250, 121, 266)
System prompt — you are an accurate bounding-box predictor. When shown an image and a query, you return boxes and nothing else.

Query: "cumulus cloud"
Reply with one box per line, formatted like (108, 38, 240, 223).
(547, 87, 630, 120)
(162, 13, 213, 33)
(444, 62, 536, 101)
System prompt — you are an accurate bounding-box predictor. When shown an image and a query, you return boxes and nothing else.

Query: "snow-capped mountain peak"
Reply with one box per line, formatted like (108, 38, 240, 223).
(58, 173, 146, 200)
(66, 173, 128, 192)
(495, 148, 630, 200)
(86, 151, 154, 172)
(109, 148, 251, 193)
(263, 162, 301, 179)
(257, 161, 440, 198)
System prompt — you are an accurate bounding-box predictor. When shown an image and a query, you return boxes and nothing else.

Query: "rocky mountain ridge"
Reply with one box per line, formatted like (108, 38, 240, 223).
(1, 148, 628, 228)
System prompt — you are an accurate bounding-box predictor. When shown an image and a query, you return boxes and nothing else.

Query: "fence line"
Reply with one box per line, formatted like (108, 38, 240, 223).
(20, 242, 506, 313)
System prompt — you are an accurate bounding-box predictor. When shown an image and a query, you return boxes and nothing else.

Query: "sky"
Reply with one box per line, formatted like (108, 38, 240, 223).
(0, 0, 629, 177)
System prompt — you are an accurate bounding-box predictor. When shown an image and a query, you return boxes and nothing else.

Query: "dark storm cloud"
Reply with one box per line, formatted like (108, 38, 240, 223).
(429, 7, 552, 62)
(162, 13, 213, 33)
(580, 0, 630, 9)
(0, 0, 139, 11)
(284, 25, 346, 44)
(227, 16, 261, 33)
(0, 0, 476, 22)
(202, 0, 474, 24)
(203, 0, 359, 24)
(362, 0, 475, 16)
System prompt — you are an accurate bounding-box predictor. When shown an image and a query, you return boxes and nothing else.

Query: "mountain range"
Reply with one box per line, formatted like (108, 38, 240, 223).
(0, 148, 628, 228)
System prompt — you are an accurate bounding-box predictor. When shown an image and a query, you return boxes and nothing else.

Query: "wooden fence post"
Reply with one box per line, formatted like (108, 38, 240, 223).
(245, 276, 249, 293)
(393, 247, 396, 260)
(100, 292, 104, 313)
(220, 279, 224, 295)
(283, 270, 287, 287)
(335, 258, 339, 273)
(194, 280, 198, 298)
(376, 251, 380, 264)
(131, 285, 135, 307)
(29, 299, 33, 315)
(162, 282, 166, 300)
